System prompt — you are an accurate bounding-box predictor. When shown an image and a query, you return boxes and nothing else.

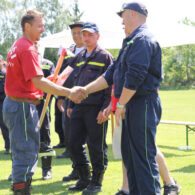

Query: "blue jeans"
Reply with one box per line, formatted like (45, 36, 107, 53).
(3, 97, 40, 184)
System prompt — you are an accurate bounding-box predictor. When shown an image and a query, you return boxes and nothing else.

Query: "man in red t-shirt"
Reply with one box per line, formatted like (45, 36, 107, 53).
(3, 10, 87, 195)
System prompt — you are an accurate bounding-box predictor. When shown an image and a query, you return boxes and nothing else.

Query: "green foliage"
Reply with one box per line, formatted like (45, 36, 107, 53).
(107, 49, 119, 59)
(70, 0, 84, 22)
(0, 0, 83, 59)
(161, 44, 195, 88)
(44, 48, 59, 65)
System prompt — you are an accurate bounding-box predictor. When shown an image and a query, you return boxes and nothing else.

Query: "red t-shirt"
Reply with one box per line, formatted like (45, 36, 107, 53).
(5, 38, 43, 99)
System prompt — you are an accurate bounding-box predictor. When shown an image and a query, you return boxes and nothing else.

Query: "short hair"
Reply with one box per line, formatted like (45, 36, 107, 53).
(21, 10, 44, 32)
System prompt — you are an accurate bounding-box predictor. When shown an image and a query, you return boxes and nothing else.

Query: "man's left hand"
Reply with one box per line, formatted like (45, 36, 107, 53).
(115, 107, 126, 126)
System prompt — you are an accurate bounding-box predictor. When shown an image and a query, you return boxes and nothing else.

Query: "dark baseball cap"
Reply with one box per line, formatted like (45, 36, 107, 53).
(117, 2, 148, 17)
(81, 22, 99, 33)
(69, 21, 84, 29)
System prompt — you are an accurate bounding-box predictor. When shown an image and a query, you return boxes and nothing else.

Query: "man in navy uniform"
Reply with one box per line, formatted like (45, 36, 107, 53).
(56, 21, 85, 182)
(67, 22, 113, 194)
(81, 2, 163, 195)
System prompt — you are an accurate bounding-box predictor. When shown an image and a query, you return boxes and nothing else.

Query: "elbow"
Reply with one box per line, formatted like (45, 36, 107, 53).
(31, 76, 43, 90)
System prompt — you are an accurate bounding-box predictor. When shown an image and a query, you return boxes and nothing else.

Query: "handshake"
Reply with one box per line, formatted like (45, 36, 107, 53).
(68, 86, 88, 104)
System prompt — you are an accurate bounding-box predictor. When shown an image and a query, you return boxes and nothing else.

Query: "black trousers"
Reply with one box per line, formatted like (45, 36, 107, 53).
(0, 101, 10, 150)
(69, 105, 108, 171)
(121, 94, 161, 195)
(54, 100, 65, 144)
(36, 99, 52, 146)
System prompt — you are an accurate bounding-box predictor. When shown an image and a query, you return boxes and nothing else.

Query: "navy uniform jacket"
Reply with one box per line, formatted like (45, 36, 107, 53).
(40, 58, 55, 78)
(70, 45, 113, 111)
(0, 69, 6, 102)
(104, 24, 163, 98)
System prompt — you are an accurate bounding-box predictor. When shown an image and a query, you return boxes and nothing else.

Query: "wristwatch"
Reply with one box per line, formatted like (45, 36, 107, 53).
(116, 102, 125, 109)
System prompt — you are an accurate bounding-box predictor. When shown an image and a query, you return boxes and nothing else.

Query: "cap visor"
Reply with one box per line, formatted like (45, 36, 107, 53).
(81, 28, 96, 33)
(69, 24, 83, 29)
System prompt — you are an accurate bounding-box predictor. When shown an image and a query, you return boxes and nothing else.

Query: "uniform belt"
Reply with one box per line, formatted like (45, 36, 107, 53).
(7, 95, 41, 105)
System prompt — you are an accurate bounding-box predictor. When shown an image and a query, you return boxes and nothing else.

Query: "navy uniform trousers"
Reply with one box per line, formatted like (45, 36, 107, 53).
(0, 101, 10, 150)
(121, 93, 162, 195)
(69, 105, 108, 171)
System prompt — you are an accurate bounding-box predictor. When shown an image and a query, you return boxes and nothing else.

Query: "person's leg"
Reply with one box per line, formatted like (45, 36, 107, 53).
(37, 99, 54, 180)
(3, 98, 39, 194)
(68, 105, 90, 191)
(157, 149, 181, 195)
(61, 100, 79, 181)
(121, 119, 139, 195)
(156, 149, 174, 185)
(115, 161, 129, 195)
(57, 99, 70, 158)
(0, 102, 10, 153)
(122, 161, 129, 192)
(83, 106, 108, 194)
(53, 100, 65, 148)
(124, 95, 161, 195)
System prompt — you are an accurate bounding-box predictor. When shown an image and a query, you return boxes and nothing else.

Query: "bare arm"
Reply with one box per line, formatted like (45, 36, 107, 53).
(31, 76, 87, 103)
(32, 76, 71, 97)
(85, 76, 109, 94)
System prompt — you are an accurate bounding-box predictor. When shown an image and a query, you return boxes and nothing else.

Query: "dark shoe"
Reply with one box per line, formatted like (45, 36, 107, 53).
(82, 169, 105, 194)
(163, 179, 181, 195)
(82, 183, 102, 194)
(8, 173, 12, 181)
(42, 169, 52, 180)
(62, 169, 79, 182)
(69, 166, 91, 191)
(53, 143, 66, 149)
(115, 190, 129, 195)
(4, 149, 10, 154)
(13, 178, 32, 195)
(56, 150, 69, 159)
(39, 143, 56, 157)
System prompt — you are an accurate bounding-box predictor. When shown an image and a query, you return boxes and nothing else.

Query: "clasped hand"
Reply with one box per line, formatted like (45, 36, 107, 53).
(69, 86, 88, 103)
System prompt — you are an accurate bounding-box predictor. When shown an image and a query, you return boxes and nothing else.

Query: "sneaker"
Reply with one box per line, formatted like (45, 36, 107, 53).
(56, 150, 69, 159)
(42, 169, 52, 180)
(62, 169, 79, 182)
(163, 179, 181, 195)
(53, 143, 66, 149)
(39, 143, 56, 157)
(115, 190, 129, 195)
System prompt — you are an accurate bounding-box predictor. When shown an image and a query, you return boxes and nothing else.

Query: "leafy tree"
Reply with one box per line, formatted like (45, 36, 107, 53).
(0, 0, 83, 61)
(69, 0, 84, 22)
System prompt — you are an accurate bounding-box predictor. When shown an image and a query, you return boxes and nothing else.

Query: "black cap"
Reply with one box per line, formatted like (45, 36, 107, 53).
(117, 2, 148, 17)
(81, 22, 99, 33)
(69, 21, 84, 29)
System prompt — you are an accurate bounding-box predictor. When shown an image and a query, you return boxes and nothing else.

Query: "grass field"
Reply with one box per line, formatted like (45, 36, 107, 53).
(0, 89, 195, 195)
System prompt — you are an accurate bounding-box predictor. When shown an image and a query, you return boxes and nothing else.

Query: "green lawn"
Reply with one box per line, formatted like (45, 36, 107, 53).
(0, 89, 195, 195)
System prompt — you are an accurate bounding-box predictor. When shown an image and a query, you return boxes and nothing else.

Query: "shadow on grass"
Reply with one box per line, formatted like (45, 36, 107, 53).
(171, 165, 195, 173)
(32, 181, 74, 194)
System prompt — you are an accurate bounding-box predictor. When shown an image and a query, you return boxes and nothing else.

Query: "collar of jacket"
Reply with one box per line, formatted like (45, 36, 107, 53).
(124, 24, 148, 43)
(81, 44, 101, 59)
